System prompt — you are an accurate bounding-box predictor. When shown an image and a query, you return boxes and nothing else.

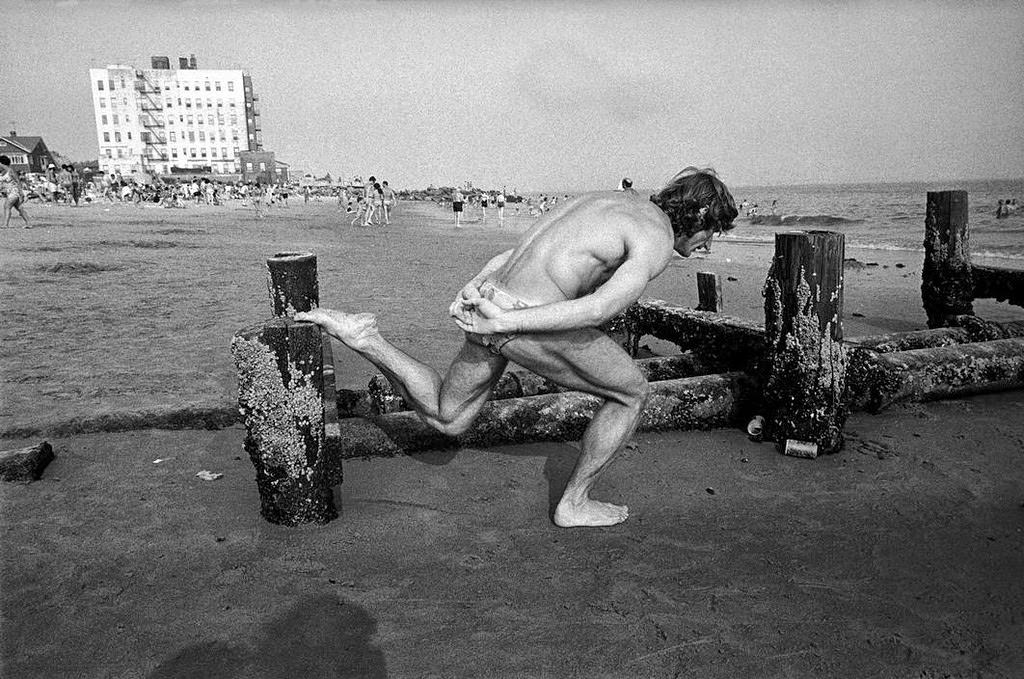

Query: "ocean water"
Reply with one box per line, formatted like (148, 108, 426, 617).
(725, 179, 1024, 264)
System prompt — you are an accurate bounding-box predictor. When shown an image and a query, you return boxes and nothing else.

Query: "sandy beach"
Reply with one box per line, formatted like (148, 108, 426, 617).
(2, 200, 1024, 677)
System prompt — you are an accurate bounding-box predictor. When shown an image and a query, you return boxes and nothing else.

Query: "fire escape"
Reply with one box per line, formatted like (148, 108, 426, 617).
(134, 70, 168, 172)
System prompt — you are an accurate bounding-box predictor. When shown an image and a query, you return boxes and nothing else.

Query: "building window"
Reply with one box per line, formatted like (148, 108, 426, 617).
(246, 162, 253, 171)
(197, 116, 203, 125)
(187, 115, 193, 125)
(101, 115, 108, 125)
(188, 131, 195, 142)
(106, 149, 112, 158)
(259, 162, 266, 171)
(120, 78, 125, 89)
(169, 132, 176, 142)
(233, 146, 239, 156)
(109, 79, 115, 90)
(166, 99, 173, 108)
(205, 82, 211, 91)
(219, 130, 226, 141)
(117, 149, 123, 158)
(99, 97, 106, 108)
(185, 99, 191, 108)
(171, 150, 178, 159)
(232, 131, 239, 141)
(228, 82, 235, 91)
(103, 132, 110, 142)
(190, 149, 197, 158)
(112, 114, 118, 124)
(127, 131, 132, 140)
(199, 131, 205, 141)
(229, 102, 236, 108)
(184, 85, 189, 91)
(211, 148, 218, 158)
(97, 79, 104, 90)
(207, 115, 214, 125)
(114, 131, 121, 142)
(230, 114, 237, 125)
(200, 149, 207, 158)
(196, 100, 202, 110)
(221, 147, 228, 158)
(215, 81, 221, 91)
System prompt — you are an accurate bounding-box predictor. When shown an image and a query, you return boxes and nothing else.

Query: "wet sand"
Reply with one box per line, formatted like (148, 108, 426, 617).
(2, 199, 1023, 677)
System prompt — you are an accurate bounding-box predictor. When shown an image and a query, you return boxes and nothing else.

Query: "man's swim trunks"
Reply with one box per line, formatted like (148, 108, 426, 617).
(465, 279, 533, 357)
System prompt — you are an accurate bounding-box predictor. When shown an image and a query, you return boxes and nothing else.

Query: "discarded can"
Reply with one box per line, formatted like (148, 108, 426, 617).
(746, 415, 765, 441)
(783, 439, 819, 459)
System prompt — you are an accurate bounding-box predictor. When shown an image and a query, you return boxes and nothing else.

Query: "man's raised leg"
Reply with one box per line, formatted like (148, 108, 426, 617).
(295, 308, 506, 435)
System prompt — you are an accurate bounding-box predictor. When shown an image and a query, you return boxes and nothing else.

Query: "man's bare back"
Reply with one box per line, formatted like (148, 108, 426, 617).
(491, 191, 674, 304)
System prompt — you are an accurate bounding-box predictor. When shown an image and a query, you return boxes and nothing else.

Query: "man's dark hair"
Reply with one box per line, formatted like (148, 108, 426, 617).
(621, 177, 633, 189)
(650, 167, 738, 238)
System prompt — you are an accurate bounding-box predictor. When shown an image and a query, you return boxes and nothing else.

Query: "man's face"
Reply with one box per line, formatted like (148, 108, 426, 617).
(674, 228, 714, 257)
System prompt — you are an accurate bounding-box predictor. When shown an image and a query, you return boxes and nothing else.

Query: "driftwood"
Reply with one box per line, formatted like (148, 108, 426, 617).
(329, 372, 756, 458)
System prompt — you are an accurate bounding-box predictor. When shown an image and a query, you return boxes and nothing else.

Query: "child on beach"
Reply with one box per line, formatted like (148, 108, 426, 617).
(298, 167, 738, 528)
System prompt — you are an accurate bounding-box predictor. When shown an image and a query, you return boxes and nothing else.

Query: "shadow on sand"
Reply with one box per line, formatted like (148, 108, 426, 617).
(148, 594, 386, 679)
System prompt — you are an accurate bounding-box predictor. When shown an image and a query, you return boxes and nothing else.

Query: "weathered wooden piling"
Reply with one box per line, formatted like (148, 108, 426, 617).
(762, 231, 847, 454)
(232, 317, 337, 525)
(267, 252, 319, 317)
(922, 191, 973, 328)
(696, 272, 724, 312)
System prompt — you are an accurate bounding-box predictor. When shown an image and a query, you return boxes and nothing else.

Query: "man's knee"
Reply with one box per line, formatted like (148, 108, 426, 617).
(618, 375, 650, 411)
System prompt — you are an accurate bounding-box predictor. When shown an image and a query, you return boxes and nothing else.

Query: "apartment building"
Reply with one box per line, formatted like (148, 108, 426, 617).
(89, 55, 262, 177)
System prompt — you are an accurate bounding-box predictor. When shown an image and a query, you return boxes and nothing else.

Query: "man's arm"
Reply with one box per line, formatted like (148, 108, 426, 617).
(457, 244, 670, 335)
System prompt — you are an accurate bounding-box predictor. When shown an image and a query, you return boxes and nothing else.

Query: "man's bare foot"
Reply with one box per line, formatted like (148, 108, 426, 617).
(294, 308, 380, 351)
(553, 498, 629, 528)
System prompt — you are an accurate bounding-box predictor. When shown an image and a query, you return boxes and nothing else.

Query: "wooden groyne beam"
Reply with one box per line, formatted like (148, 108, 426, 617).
(849, 338, 1024, 412)
(352, 354, 705, 416)
(973, 265, 1024, 308)
(329, 372, 756, 458)
(615, 299, 767, 373)
(848, 320, 1024, 352)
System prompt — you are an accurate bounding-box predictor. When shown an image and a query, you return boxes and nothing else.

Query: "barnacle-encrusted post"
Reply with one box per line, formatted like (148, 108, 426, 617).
(232, 317, 337, 525)
(922, 191, 973, 328)
(267, 252, 319, 317)
(762, 231, 847, 455)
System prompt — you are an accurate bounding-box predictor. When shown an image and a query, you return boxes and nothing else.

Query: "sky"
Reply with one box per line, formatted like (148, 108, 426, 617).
(2, 0, 1022, 192)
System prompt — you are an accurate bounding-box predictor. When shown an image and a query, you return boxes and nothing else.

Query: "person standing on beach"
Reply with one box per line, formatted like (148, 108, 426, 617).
(1, 154, 31, 228)
(297, 167, 738, 527)
(480, 192, 488, 222)
(452, 188, 465, 227)
(252, 182, 265, 219)
(496, 189, 506, 225)
(382, 181, 398, 224)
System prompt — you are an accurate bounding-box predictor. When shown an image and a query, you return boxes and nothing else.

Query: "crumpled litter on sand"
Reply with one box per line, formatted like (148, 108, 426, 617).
(195, 470, 223, 481)
(152, 458, 170, 464)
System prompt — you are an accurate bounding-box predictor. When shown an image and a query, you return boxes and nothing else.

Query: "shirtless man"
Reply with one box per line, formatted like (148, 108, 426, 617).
(297, 167, 738, 527)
